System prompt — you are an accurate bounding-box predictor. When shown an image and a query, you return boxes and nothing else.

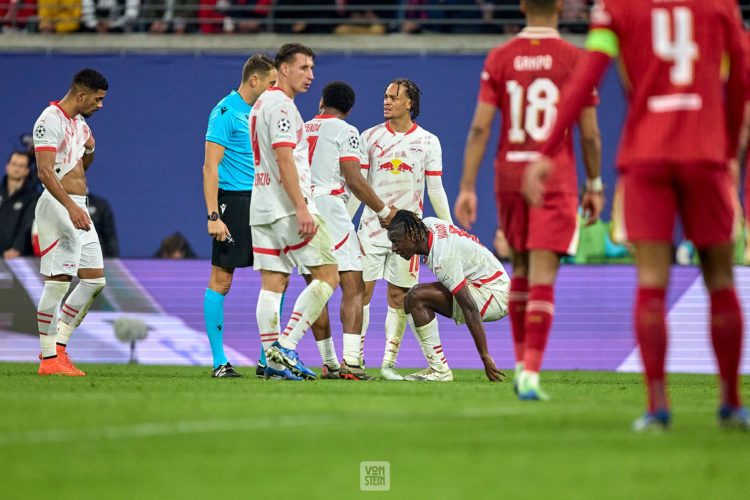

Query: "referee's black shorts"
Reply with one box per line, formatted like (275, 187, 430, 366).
(211, 189, 253, 268)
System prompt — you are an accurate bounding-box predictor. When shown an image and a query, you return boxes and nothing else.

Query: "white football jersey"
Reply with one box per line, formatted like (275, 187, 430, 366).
(249, 87, 316, 225)
(32, 102, 92, 181)
(305, 114, 362, 201)
(422, 218, 509, 294)
(358, 122, 443, 247)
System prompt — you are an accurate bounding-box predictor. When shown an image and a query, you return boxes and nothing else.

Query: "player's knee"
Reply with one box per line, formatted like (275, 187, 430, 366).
(403, 288, 419, 314)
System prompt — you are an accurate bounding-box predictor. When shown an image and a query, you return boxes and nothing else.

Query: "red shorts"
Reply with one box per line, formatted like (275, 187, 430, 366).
(497, 191, 579, 255)
(618, 162, 734, 248)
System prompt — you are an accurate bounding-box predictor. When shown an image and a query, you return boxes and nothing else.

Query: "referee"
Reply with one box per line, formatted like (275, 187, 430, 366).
(202, 55, 277, 377)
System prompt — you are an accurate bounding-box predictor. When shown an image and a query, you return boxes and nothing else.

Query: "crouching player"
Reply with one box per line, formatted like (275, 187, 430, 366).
(387, 210, 508, 382)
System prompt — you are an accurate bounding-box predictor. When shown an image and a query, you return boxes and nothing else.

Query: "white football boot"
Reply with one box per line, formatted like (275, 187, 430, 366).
(380, 364, 404, 381)
(404, 367, 453, 382)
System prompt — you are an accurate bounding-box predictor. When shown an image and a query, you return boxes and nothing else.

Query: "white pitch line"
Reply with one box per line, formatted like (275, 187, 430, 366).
(0, 407, 523, 446)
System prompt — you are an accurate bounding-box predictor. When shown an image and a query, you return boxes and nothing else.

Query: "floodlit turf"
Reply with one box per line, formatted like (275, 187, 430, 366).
(0, 363, 748, 499)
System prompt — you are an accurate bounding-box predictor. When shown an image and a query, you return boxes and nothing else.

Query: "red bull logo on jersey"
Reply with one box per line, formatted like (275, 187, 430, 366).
(377, 159, 414, 175)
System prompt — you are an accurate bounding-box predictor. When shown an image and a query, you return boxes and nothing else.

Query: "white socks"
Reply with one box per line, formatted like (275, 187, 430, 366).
(279, 280, 334, 350)
(382, 306, 406, 367)
(316, 337, 340, 369)
(343, 332, 361, 366)
(57, 277, 106, 346)
(359, 303, 370, 364)
(257, 289, 283, 370)
(411, 316, 449, 372)
(37, 281, 70, 357)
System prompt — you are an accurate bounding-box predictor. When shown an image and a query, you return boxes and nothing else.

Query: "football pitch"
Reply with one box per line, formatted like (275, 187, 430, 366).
(1, 363, 748, 500)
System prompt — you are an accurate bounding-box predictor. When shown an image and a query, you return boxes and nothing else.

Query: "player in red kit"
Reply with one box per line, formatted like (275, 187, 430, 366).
(454, 0, 603, 400)
(523, 0, 749, 430)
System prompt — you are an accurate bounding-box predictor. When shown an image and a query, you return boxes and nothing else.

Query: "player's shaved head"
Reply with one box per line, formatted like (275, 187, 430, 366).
(242, 54, 275, 83)
(386, 78, 421, 120)
(275, 43, 316, 69)
(522, 0, 561, 16)
(321, 81, 355, 115)
(71, 68, 108, 93)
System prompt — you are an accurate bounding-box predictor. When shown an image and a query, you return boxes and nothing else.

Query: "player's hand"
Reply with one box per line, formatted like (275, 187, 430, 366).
(580, 191, 604, 227)
(728, 158, 740, 190)
(3, 248, 20, 260)
(296, 206, 317, 240)
(68, 204, 91, 231)
(521, 157, 552, 207)
(84, 134, 95, 151)
(208, 219, 230, 242)
(481, 355, 505, 382)
(454, 189, 477, 229)
(379, 206, 398, 228)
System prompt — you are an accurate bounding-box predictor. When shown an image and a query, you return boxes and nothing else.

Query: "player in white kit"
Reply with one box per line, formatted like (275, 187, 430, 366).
(32, 68, 108, 376)
(354, 78, 453, 380)
(300, 81, 396, 380)
(249, 43, 339, 380)
(387, 210, 509, 382)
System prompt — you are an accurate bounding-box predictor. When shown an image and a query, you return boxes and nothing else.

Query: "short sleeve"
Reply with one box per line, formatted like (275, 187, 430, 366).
(33, 114, 63, 152)
(477, 51, 500, 107)
(586, 0, 620, 57)
(424, 136, 443, 177)
(205, 104, 234, 148)
(358, 132, 370, 170)
(270, 101, 297, 149)
(433, 255, 466, 295)
(338, 126, 361, 163)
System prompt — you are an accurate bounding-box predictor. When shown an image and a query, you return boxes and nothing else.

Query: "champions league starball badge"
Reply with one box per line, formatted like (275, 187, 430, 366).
(277, 117, 291, 133)
(34, 123, 46, 139)
(348, 135, 360, 149)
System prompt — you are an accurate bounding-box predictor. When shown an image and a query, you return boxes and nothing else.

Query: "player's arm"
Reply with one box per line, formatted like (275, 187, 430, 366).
(577, 106, 604, 226)
(425, 139, 452, 224)
(522, 33, 613, 206)
(202, 140, 230, 242)
(455, 101, 497, 229)
(82, 131, 95, 171)
(35, 150, 91, 231)
(275, 146, 316, 239)
(453, 285, 504, 382)
(341, 159, 394, 223)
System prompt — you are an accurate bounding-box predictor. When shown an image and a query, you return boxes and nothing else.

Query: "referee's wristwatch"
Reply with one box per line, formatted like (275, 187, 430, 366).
(207, 211, 220, 221)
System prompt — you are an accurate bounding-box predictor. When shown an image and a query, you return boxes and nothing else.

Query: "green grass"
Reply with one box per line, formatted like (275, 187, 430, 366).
(0, 363, 748, 500)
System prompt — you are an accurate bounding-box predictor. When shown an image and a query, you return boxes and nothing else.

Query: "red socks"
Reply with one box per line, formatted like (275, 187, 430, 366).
(524, 285, 554, 373)
(709, 288, 743, 407)
(635, 287, 668, 411)
(509, 277, 529, 364)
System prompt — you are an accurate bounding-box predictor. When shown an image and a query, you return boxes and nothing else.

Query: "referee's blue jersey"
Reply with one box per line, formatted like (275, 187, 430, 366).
(205, 90, 254, 191)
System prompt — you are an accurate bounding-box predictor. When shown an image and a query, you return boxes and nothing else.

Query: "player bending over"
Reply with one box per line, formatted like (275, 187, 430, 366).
(387, 210, 508, 382)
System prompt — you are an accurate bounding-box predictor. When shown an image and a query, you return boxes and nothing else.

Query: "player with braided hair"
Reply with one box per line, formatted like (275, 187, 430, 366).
(387, 210, 509, 382)
(352, 78, 454, 381)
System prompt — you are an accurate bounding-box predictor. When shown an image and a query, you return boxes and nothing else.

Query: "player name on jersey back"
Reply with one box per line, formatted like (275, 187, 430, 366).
(359, 122, 443, 247)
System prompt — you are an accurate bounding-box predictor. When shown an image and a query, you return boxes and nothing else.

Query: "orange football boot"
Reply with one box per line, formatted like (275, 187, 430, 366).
(38, 356, 78, 376)
(38, 345, 86, 376)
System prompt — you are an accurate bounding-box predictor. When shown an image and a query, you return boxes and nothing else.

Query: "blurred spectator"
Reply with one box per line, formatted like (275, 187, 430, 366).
(559, 0, 590, 34)
(198, 0, 229, 33)
(229, 0, 271, 33)
(275, 0, 338, 34)
(1, 151, 39, 259)
(142, 0, 198, 33)
(1, 0, 35, 32)
(400, 0, 498, 34)
(87, 191, 119, 257)
(154, 232, 196, 259)
(495, 0, 523, 34)
(81, 0, 140, 33)
(38, 0, 82, 33)
(333, 0, 398, 35)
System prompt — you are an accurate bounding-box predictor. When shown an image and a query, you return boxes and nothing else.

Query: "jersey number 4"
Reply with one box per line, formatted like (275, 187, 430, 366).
(652, 7, 698, 86)
(251, 116, 260, 166)
(505, 78, 559, 143)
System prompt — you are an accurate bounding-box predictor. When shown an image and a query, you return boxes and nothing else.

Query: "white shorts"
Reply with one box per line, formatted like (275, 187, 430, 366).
(360, 236, 419, 288)
(35, 189, 103, 277)
(252, 214, 337, 274)
(298, 195, 361, 275)
(452, 281, 509, 326)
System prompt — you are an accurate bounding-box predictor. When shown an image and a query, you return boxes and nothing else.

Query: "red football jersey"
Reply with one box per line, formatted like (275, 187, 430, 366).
(589, 0, 746, 167)
(478, 27, 598, 194)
